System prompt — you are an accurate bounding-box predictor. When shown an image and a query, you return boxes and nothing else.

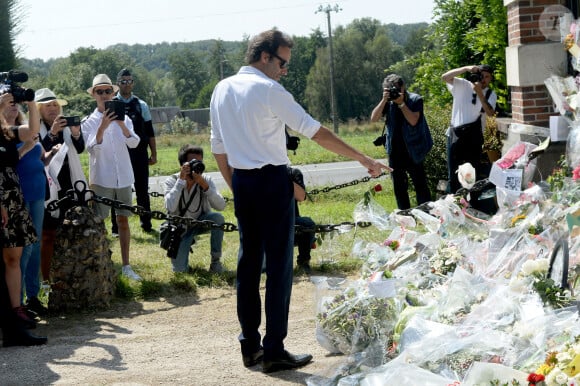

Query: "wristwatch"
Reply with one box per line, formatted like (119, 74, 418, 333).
(397, 102, 405, 109)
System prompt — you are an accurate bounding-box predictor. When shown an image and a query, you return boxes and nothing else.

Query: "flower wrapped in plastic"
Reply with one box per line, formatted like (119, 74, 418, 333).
(398, 328, 513, 380)
(316, 281, 403, 358)
(489, 141, 538, 192)
(428, 241, 464, 276)
(544, 75, 579, 121)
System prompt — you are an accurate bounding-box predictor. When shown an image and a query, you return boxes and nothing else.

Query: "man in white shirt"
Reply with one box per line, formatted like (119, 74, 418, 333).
(210, 29, 389, 373)
(82, 74, 142, 281)
(441, 64, 497, 193)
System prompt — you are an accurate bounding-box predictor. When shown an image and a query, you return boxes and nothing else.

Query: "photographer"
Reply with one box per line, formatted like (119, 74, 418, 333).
(370, 74, 432, 210)
(163, 145, 226, 273)
(441, 64, 497, 193)
(36, 88, 86, 290)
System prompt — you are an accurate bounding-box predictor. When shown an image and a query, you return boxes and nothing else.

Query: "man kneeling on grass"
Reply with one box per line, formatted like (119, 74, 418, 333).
(163, 145, 227, 273)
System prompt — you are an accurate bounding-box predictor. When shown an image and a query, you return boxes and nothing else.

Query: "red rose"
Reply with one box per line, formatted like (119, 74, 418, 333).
(374, 184, 383, 192)
(527, 373, 545, 384)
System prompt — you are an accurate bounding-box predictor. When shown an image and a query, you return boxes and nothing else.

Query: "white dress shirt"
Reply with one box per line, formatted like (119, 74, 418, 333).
(210, 66, 320, 169)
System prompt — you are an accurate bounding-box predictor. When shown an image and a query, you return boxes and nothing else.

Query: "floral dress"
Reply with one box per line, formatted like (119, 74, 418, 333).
(0, 126, 37, 248)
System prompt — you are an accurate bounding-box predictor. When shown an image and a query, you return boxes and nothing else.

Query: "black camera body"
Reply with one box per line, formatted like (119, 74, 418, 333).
(188, 159, 205, 175)
(0, 70, 34, 103)
(163, 223, 184, 259)
(467, 71, 483, 83)
(387, 86, 400, 101)
(63, 116, 81, 126)
(373, 134, 387, 147)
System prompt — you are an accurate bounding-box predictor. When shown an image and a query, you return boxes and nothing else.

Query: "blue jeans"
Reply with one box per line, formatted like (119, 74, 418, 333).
(233, 165, 294, 360)
(171, 211, 224, 272)
(21, 199, 44, 301)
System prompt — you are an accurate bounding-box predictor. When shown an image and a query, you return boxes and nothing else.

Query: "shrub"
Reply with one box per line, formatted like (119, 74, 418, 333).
(424, 103, 452, 195)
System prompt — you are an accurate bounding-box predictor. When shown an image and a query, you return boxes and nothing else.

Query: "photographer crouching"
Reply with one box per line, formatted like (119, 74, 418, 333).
(441, 64, 497, 193)
(163, 145, 227, 273)
(370, 74, 432, 210)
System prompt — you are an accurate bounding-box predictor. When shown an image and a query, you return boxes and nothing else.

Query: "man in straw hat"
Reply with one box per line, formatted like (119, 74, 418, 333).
(37, 88, 86, 312)
(82, 74, 142, 281)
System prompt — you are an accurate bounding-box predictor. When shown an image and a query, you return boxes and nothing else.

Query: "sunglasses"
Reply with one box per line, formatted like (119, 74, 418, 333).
(95, 88, 114, 95)
(471, 93, 477, 105)
(271, 52, 289, 69)
(118, 79, 134, 85)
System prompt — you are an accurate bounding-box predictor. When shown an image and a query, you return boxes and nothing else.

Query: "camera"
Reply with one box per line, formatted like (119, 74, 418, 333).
(387, 86, 400, 101)
(188, 159, 205, 175)
(467, 71, 483, 83)
(0, 70, 34, 103)
(373, 134, 386, 147)
(63, 116, 81, 126)
(164, 223, 184, 259)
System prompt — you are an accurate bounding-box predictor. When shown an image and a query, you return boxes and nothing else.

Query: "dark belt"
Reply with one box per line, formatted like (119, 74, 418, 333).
(234, 164, 286, 175)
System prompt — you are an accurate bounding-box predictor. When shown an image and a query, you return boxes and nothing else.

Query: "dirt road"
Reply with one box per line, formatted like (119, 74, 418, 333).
(0, 277, 345, 385)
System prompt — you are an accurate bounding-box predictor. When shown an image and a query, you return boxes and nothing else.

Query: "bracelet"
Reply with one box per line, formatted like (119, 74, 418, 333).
(398, 102, 405, 109)
(49, 132, 58, 140)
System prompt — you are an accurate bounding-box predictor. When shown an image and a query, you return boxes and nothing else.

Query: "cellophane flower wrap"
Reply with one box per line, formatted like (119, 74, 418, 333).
(307, 156, 580, 385)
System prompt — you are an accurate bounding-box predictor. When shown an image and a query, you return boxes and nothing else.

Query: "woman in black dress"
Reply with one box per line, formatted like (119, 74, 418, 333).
(0, 93, 40, 327)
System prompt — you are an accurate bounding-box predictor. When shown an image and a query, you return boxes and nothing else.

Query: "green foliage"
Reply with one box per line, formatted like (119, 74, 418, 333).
(305, 19, 429, 122)
(423, 103, 452, 194)
(413, 0, 508, 112)
(169, 48, 207, 109)
(0, 0, 20, 70)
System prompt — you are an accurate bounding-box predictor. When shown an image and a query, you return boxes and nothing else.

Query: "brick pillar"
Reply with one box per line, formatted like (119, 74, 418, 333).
(506, 0, 567, 127)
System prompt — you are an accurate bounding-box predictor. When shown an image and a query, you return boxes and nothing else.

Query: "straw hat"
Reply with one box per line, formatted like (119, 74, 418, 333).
(86, 74, 119, 95)
(34, 88, 68, 106)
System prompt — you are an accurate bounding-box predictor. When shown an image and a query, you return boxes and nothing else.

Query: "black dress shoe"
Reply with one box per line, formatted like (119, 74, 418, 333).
(3, 328, 47, 347)
(262, 350, 313, 373)
(242, 347, 264, 367)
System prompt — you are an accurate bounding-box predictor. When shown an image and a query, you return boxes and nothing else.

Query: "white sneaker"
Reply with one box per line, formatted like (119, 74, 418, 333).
(122, 265, 142, 281)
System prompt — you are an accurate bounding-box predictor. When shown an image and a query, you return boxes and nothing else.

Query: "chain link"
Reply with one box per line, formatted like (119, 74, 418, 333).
(48, 181, 375, 235)
(306, 172, 386, 196)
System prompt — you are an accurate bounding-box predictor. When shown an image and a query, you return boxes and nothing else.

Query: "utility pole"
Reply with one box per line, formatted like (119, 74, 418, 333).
(316, 4, 341, 134)
(220, 59, 228, 80)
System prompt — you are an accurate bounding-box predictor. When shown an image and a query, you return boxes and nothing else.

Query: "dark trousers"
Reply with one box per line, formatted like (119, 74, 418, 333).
(295, 215, 315, 264)
(111, 148, 152, 232)
(447, 120, 484, 194)
(233, 165, 294, 359)
(389, 152, 431, 210)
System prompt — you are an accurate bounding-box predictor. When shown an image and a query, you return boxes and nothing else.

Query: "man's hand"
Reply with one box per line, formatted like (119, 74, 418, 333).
(148, 154, 157, 165)
(361, 156, 392, 177)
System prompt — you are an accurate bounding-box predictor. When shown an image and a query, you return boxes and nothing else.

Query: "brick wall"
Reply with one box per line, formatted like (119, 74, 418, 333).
(507, 0, 567, 126)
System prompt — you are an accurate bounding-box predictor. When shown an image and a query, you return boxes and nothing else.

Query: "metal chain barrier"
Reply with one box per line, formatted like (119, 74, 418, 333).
(48, 181, 373, 235)
(50, 175, 493, 234)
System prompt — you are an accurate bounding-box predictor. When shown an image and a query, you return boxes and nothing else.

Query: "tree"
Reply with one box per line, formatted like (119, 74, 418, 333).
(169, 48, 208, 109)
(0, 0, 21, 71)
(413, 0, 508, 111)
(279, 29, 326, 108)
(305, 18, 405, 121)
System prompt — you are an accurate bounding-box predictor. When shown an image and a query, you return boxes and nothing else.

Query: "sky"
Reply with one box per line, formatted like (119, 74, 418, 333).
(15, 0, 435, 61)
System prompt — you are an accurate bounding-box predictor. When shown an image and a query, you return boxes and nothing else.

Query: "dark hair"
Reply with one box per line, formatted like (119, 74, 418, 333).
(245, 29, 294, 64)
(382, 74, 404, 89)
(117, 68, 132, 80)
(178, 144, 204, 165)
(478, 64, 493, 76)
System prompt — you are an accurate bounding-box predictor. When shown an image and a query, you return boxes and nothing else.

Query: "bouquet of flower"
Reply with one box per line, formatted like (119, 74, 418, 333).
(530, 335, 580, 385)
(429, 242, 464, 276)
(511, 258, 572, 309)
(316, 285, 401, 357)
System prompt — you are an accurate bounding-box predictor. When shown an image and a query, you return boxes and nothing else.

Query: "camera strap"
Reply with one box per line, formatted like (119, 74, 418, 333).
(178, 185, 201, 217)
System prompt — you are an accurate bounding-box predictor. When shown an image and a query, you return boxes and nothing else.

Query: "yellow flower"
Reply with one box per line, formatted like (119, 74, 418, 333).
(536, 363, 554, 375)
(563, 352, 580, 376)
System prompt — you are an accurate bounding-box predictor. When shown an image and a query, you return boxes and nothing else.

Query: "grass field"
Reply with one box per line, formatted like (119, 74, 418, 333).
(70, 125, 407, 302)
